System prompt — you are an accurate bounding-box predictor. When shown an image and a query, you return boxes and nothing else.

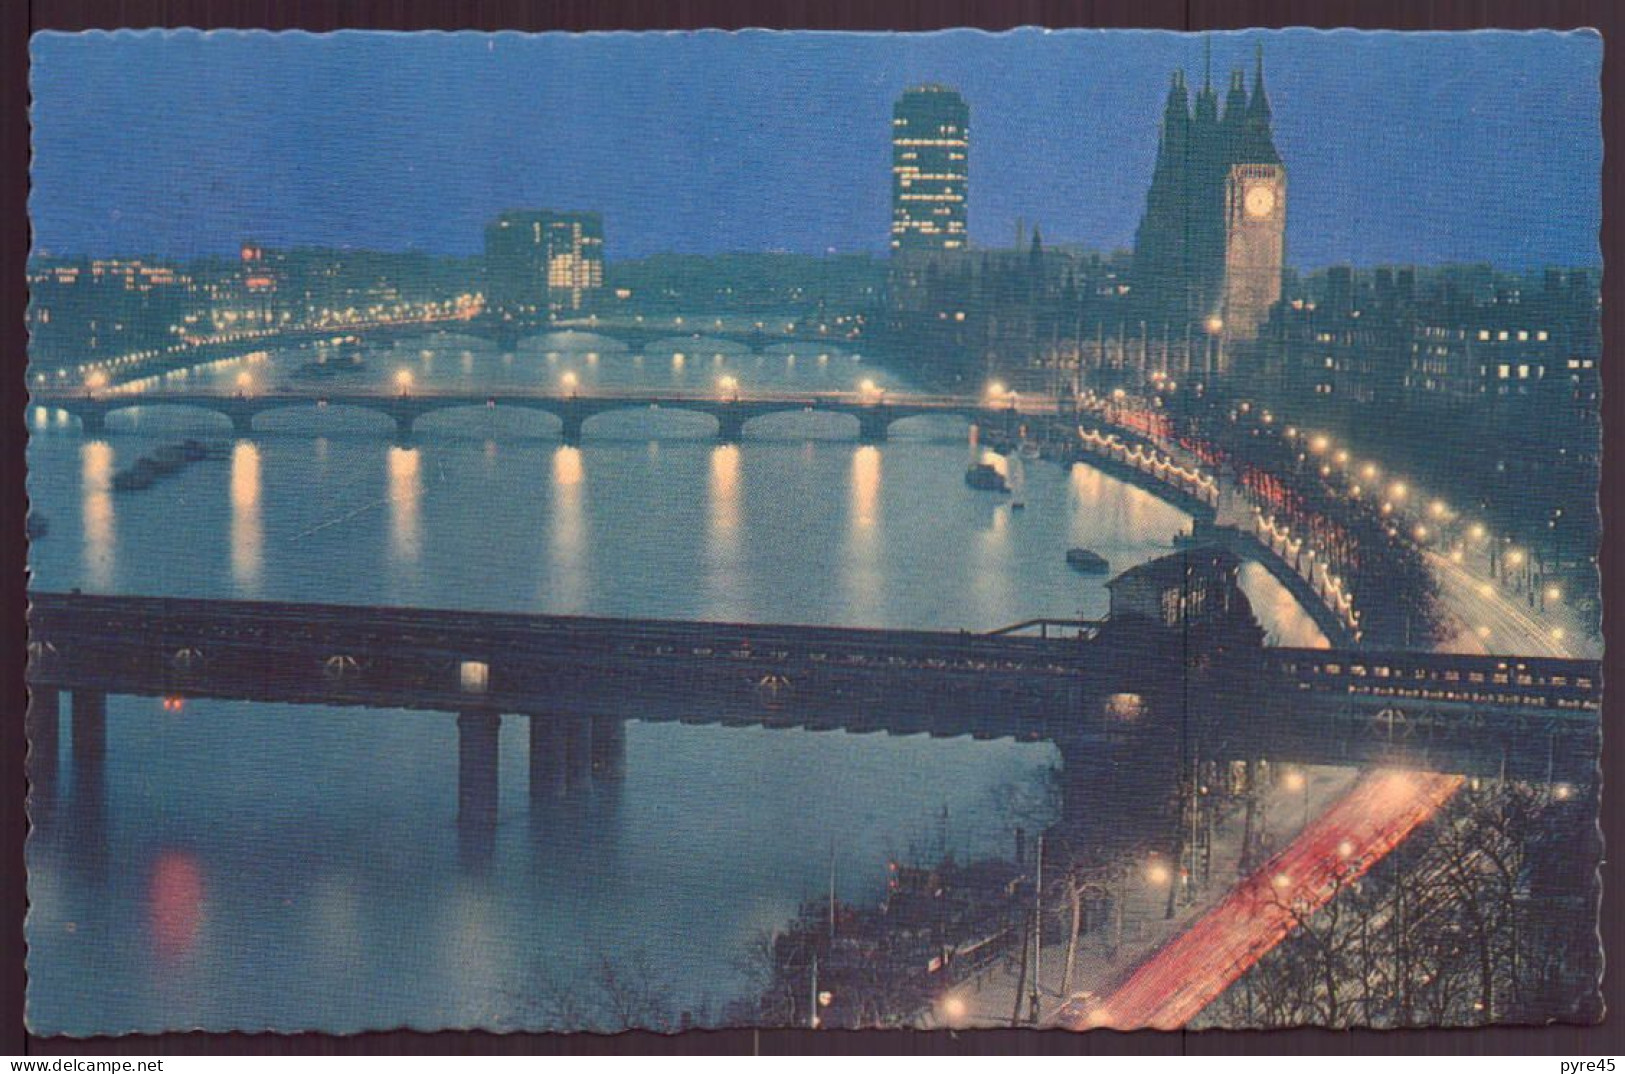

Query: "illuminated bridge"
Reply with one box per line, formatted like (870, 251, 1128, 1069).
(26, 592, 1601, 833)
(207, 313, 836, 356)
(31, 386, 1032, 443)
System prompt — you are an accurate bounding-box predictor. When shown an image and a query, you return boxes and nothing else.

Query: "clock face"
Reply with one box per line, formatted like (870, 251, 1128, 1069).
(1245, 183, 1277, 219)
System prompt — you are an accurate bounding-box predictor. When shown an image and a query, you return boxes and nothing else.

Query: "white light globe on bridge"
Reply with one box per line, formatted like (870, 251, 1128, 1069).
(235, 371, 254, 395)
(560, 370, 580, 396)
(394, 368, 414, 395)
(858, 378, 883, 403)
(84, 370, 108, 392)
(716, 374, 740, 401)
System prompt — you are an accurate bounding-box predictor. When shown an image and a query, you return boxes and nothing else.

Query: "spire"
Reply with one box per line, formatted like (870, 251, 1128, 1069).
(1194, 37, 1218, 123)
(1248, 41, 1273, 123)
(1224, 68, 1249, 126)
(1163, 68, 1191, 124)
(1241, 42, 1280, 164)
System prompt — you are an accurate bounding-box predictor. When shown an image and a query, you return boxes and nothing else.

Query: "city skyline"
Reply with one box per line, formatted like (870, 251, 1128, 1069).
(29, 28, 1600, 269)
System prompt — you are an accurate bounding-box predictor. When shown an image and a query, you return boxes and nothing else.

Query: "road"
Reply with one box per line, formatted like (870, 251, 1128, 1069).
(1428, 550, 1594, 659)
(1052, 769, 1465, 1031)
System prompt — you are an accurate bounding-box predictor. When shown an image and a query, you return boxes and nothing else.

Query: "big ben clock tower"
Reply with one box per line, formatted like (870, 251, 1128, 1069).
(1220, 47, 1285, 344)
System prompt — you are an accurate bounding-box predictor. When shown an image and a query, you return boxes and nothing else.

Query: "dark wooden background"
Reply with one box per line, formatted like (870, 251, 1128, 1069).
(3, 0, 1620, 1057)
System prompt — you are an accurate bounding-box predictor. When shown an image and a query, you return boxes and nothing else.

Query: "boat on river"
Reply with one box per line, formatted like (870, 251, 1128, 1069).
(965, 463, 1009, 493)
(1066, 547, 1110, 574)
(112, 459, 158, 491)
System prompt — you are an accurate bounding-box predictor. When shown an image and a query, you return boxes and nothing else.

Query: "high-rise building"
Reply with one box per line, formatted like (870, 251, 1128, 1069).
(483, 210, 605, 317)
(890, 85, 970, 254)
(1132, 44, 1285, 346)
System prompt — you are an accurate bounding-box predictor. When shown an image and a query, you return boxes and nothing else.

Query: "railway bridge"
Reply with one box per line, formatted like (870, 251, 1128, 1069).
(26, 591, 1601, 840)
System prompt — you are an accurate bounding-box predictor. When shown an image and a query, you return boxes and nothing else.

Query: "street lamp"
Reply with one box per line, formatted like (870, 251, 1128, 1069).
(394, 368, 414, 396)
(235, 371, 254, 397)
(717, 374, 740, 402)
(561, 370, 579, 398)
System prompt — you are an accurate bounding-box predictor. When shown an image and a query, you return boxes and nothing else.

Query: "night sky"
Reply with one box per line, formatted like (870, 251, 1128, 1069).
(29, 28, 1601, 269)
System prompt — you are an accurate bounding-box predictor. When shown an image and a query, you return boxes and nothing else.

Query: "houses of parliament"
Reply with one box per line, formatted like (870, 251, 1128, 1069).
(883, 46, 1288, 385)
(1133, 44, 1286, 347)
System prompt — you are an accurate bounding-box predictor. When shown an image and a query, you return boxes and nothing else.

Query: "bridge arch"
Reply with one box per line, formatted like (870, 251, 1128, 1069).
(410, 403, 564, 439)
(519, 329, 632, 355)
(253, 400, 397, 436)
(739, 407, 862, 441)
(100, 401, 235, 436)
(760, 340, 855, 360)
(578, 403, 722, 442)
(885, 411, 977, 441)
(640, 335, 752, 359)
(400, 328, 500, 350)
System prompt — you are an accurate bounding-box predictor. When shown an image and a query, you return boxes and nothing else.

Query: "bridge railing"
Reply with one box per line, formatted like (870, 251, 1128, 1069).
(984, 618, 1105, 640)
(1072, 425, 1220, 509)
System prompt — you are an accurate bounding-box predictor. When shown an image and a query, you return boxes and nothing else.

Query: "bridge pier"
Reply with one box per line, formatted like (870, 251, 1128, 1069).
(456, 711, 501, 830)
(857, 409, 891, 445)
(529, 715, 566, 803)
(77, 409, 107, 436)
(72, 690, 106, 770)
(559, 412, 586, 446)
(589, 717, 626, 781)
(229, 411, 255, 437)
(562, 715, 592, 790)
(716, 408, 746, 444)
(393, 414, 416, 440)
(26, 686, 60, 813)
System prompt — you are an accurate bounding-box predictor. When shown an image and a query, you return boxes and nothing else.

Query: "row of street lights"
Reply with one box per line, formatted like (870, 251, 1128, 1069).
(1279, 421, 1569, 634)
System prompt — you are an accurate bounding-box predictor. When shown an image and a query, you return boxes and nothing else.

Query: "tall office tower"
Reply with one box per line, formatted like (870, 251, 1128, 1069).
(890, 85, 970, 254)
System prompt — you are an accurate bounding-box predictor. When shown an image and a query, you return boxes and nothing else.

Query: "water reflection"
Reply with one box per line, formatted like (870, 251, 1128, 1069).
(81, 441, 115, 591)
(388, 446, 422, 565)
(850, 445, 880, 531)
(230, 443, 263, 594)
(148, 851, 205, 962)
(549, 446, 586, 610)
(843, 446, 883, 622)
(707, 444, 742, 614)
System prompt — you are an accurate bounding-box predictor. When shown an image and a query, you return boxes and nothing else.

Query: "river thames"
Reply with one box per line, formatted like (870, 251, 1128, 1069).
(24, 331, 1326, 1033)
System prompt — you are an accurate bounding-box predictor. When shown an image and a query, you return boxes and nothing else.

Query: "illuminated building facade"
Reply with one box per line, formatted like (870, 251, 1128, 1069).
(890, 86, 969, 254)
(484, 210, 605, 316)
